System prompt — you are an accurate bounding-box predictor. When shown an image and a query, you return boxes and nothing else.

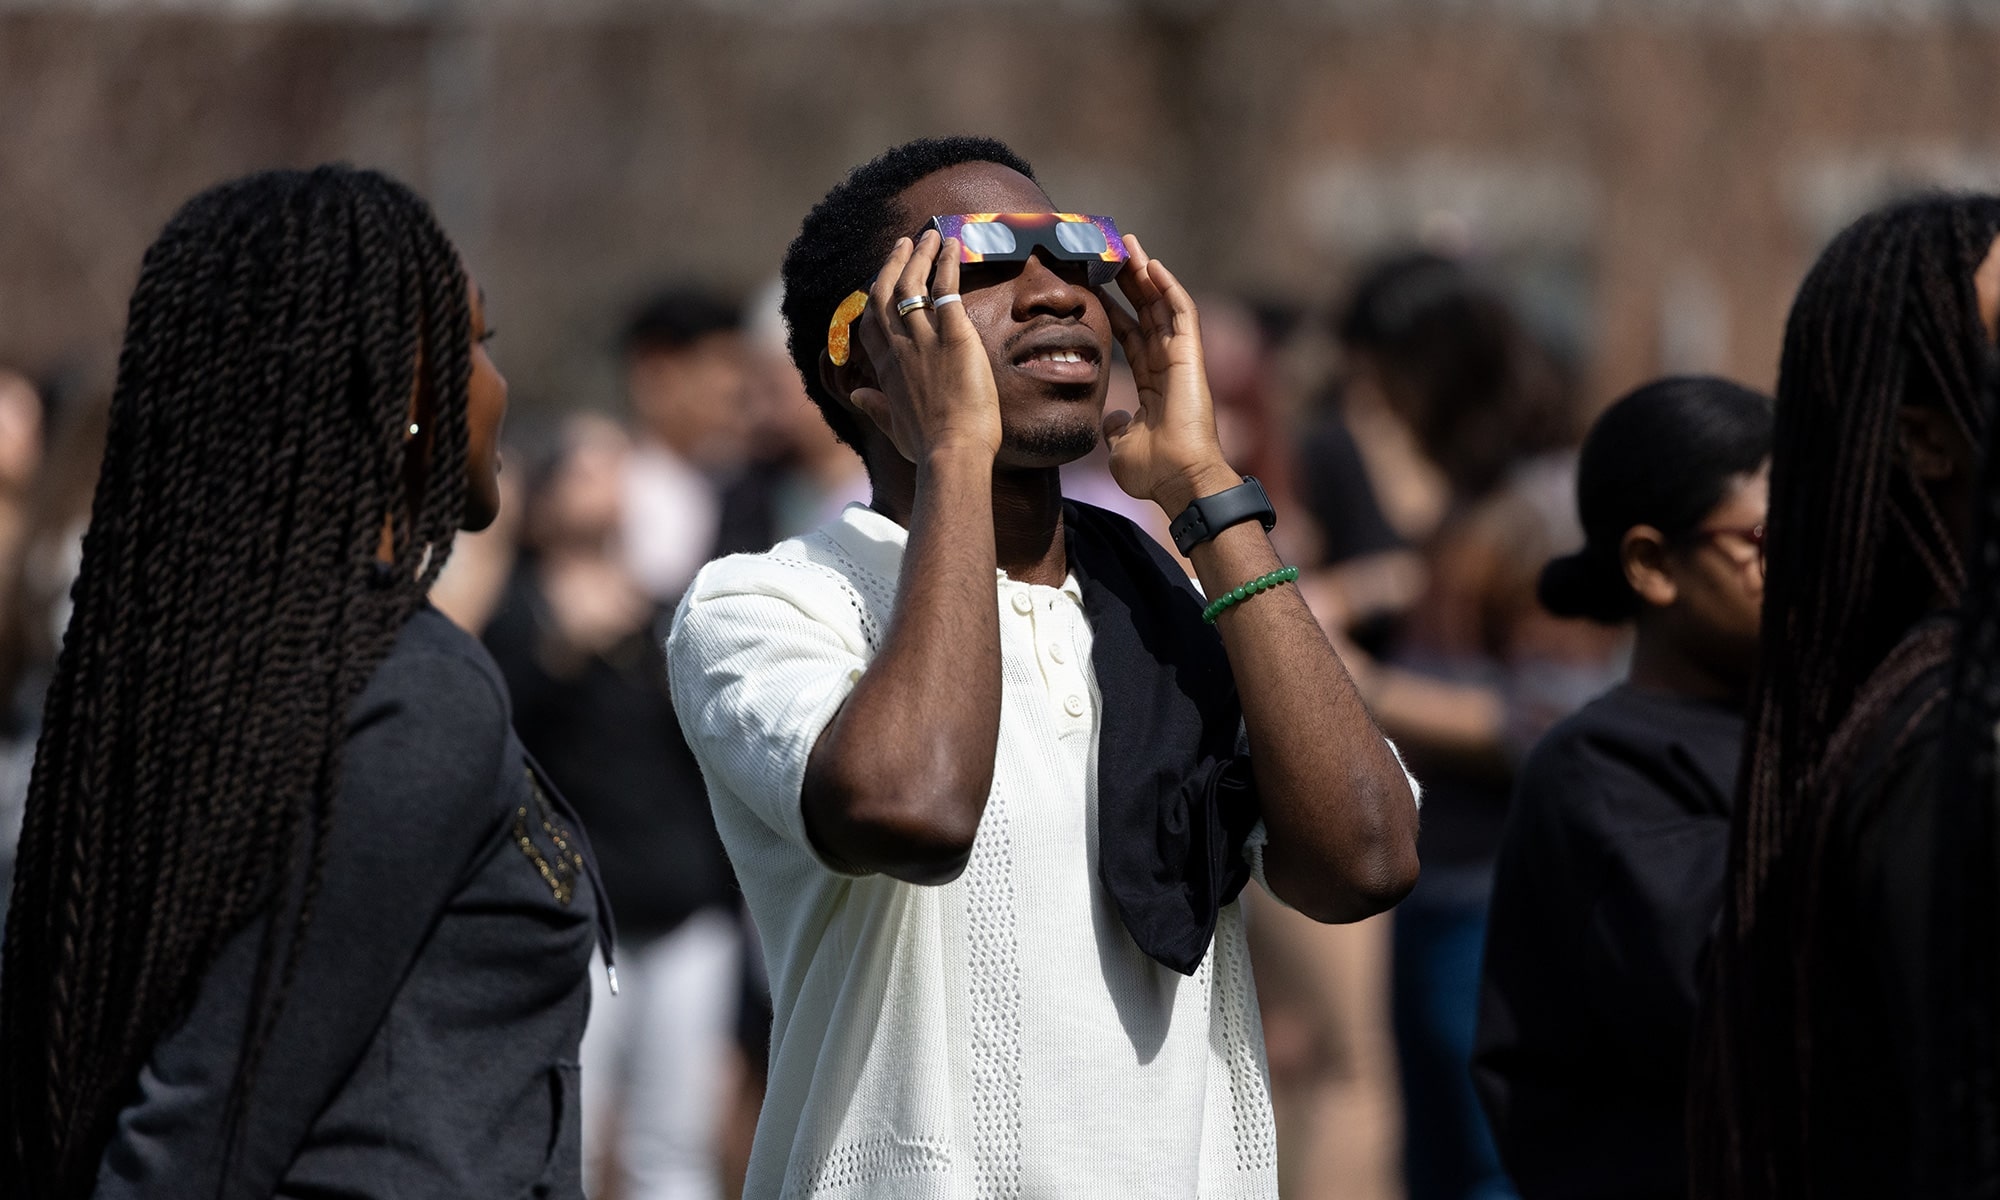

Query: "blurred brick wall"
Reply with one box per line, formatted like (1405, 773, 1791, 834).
(6, 4, 2000, 420)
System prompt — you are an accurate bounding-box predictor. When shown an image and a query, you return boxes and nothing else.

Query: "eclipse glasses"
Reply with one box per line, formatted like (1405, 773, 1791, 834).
(929, 212, 1129, 287)
(827, 212, 1128, 366)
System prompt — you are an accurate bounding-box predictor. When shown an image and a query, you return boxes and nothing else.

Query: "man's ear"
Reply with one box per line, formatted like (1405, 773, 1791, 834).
(819, 346, 877, 419)
(1621, 524, 1678, 609)
(819, 344, 895, 449)
(1896, 403, 1966, 483)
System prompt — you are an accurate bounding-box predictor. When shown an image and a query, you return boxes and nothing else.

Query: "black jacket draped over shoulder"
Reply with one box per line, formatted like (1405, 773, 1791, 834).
(1065, 500, 1263, 977)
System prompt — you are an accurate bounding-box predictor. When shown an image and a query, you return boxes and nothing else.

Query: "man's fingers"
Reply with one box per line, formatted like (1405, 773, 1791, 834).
(932, 238, 974, 341)
(848, 385, 894, 442)
(1114, 233, 1159, 315)
(1124, 233, 1152, 276)
(870, 236, 914, 317)
(1099, 292, 1150, 375)
(893, 229, 943, 345)
(1100, 287, 1146, 354)
(1145, 258, 1202, 343)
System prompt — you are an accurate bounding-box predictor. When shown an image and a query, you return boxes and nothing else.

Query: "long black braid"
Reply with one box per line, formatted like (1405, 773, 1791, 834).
(1691, 193, 2000, 1197)
(0, 165, 472, 1199)
(1925, 356, 2000, 1197)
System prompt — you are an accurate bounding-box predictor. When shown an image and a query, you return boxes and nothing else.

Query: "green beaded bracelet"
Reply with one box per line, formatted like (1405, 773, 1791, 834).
(1202, 565, 1299, 624)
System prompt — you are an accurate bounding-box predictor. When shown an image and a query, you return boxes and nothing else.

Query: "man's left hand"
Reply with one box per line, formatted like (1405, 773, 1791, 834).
(1098, 235, 1240, 516)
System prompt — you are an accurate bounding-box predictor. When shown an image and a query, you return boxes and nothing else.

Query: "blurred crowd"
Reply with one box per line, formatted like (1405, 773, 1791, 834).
(3, 183, 1984, 1192)
(493, 251, 1626, 1200)
(2, 245, 1564, 1200)
(0, 240, 1651, 1200)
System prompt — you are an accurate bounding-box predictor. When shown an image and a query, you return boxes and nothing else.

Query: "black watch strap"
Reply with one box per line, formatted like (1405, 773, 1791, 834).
(1169, 475, 1276, 556)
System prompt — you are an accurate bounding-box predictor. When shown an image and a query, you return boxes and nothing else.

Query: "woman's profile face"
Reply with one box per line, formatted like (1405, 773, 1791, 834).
(1666, 461, 1768, 663)
(464, 276, 508, 531)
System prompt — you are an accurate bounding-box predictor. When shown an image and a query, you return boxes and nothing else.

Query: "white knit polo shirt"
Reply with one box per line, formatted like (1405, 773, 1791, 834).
(666, 503, 1279, 1199)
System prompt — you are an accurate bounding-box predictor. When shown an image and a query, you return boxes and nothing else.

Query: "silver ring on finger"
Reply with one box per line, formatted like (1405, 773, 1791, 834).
(932, 293, 963, 308)
(895, 294, 933, 318)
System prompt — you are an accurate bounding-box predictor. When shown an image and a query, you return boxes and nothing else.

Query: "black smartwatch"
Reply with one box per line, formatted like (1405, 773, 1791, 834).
(1169, 475, 1276, 556)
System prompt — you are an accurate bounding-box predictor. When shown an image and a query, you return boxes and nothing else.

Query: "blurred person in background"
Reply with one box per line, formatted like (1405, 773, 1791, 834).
(1305, 252, 1621, 1200)
(0, 377, 99, 946)
(622, 285, 751, 600)
(714, 279, 870, 550)
(482, 411, 743, 1200)
(1291, 347, 1429, 660)
(0, 367, 48, 941)
(1194, 295, 1417, 1198)
(1694, 194, 2000, 1199)
(1472, 376, 1772, 1199)
(0, 371, 46, 579)
(0, 165, 610, 1200)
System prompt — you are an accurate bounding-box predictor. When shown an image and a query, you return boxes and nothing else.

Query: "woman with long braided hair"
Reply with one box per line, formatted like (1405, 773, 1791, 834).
(1922, 353, 2000, 1197)
(0, 166, 609, 1199)
(1691, 194, 2000, 1197)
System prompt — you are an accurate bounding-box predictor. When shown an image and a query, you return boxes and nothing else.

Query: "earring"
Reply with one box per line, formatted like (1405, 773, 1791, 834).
(407, 422, 421, 437)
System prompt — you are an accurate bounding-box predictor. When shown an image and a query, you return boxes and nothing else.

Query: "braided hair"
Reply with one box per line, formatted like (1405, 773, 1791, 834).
(0, 165, 472, 1198)
(1692, 193, 2000, 1197)
(1924, 353, 2000, 1197)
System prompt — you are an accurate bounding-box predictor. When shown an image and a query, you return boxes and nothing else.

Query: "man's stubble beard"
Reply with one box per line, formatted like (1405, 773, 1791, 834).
(999, 406, 1101, 466)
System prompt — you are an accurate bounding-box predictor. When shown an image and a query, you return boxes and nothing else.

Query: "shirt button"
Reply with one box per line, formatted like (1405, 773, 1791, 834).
(1049, 643, 1067, 664)
(1063, 694, 1086, 717)
(1011, 592, 1034, 615)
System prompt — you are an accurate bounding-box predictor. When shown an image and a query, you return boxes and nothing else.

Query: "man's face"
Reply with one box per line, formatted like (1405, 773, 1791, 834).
(886, 162, 1116, 468)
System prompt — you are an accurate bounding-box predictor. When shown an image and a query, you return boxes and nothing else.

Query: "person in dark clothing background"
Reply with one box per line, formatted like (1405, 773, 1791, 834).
(1472, 376, 1772, 1198)
(0, 165, 609, 1200)
(1306, 251, 1619, 1200)
(1920, 354, 2000, 1197)
(484, 322, 749, 1196)
(1692, 193, 2000, 1199)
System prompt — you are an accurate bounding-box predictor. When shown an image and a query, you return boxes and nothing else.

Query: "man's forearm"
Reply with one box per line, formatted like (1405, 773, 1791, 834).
(1189, 516, 1420, 922)
(801, 446, 1004, 883)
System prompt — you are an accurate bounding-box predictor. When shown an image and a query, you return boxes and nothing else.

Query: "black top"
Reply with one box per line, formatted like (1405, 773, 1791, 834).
(94, 606, 605, 1200)
(1473, 684, 1743, 1199)
(1802, 647, 1952, 1198)
(483, 565, 735, 938)
(1295, 411, 1404, 567)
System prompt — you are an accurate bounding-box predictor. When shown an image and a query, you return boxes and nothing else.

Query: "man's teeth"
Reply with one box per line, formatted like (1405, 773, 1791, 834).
(1026, 350, 1086, 364)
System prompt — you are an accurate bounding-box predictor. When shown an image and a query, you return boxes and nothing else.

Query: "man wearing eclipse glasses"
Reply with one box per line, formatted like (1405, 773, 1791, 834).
(666, 137, 1420, 1197)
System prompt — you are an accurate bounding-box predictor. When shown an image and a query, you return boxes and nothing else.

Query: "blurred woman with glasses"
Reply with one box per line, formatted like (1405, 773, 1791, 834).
(1473, 375, 1772, 1200)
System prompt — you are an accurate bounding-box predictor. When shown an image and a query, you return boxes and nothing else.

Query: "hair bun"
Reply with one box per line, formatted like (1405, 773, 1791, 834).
(1538, 547, 1638, 624)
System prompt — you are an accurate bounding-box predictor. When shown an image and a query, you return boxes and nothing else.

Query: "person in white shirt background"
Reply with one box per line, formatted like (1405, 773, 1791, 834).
(666, 136, 1421, 1199)
(622, 287, 752, 603)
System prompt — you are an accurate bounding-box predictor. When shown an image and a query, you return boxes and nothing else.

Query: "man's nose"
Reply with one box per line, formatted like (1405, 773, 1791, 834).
(1013, 251, 1090, 319)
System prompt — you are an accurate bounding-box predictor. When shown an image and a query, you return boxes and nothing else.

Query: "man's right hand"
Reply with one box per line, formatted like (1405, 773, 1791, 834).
(846, 230, 1001, 465)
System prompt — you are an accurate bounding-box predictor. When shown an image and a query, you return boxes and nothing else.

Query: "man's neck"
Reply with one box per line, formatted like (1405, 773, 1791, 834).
(870, 458, 1069, 588)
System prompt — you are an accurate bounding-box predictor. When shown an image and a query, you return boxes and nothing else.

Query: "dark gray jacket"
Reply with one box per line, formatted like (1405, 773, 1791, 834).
(95, 606, 610, 1200)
